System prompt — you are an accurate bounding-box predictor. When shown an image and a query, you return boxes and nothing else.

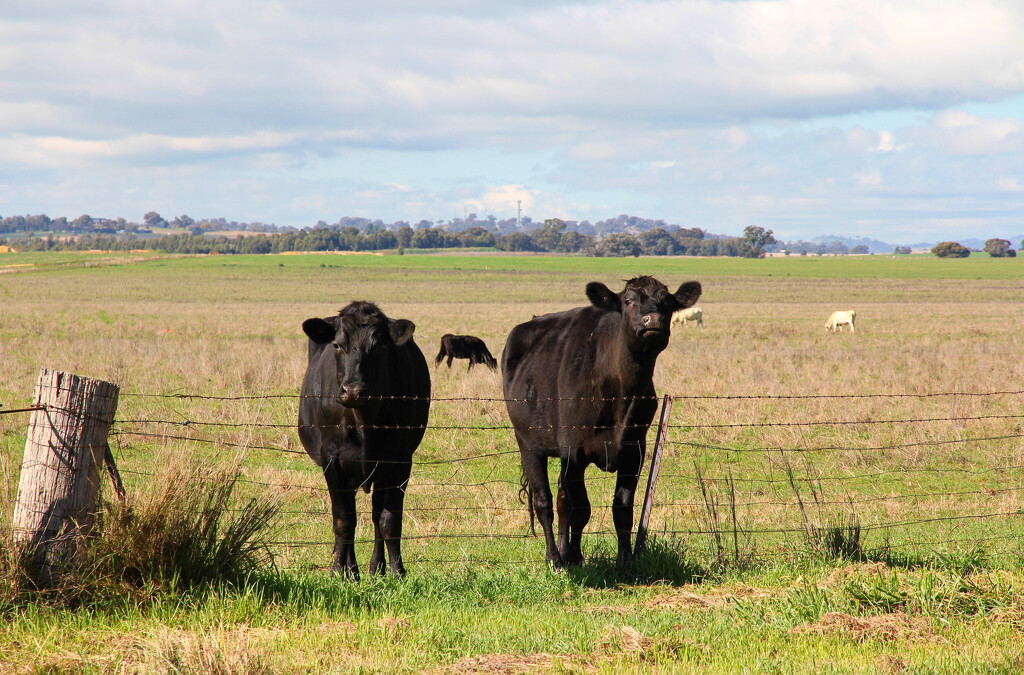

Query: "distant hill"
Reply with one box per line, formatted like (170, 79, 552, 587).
(808, 235, 894, 253)
(797, 234, 1024, 253)
(953, 235, 1024, 251)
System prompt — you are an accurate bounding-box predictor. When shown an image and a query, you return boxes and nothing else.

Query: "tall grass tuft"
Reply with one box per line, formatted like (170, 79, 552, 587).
(569, 535, 704, 587)
(0, 451, 280, 608)
(99, 452, 281, 594)
(694, 464, 756, 572)
(784, 456, 864, 562)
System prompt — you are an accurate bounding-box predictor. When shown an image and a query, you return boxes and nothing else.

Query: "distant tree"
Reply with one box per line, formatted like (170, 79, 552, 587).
(364, 229, 398, 250)
(719, 237, 761, 258)
(595, 233, 641, 257)
(555, 230, 592, 253)
(984, 238, 1013, 257)
(697, 238, 720, 256)
(495, 232, 538, 252)
(851, 245, 870, 254)
(931, 241, 971, 258)
(457, 226, 496, 248)
(395, 225, 414, 248)
(531, 219, 566, 252)
(410, 226, 449, 248)
(672, 227, 704, 255)
(639, 228, 676, 255)
(143, 211, 165, 228)
(893, 245, 912, 255)
(72, 214, 93, 230)
(742, 226, 776, 256)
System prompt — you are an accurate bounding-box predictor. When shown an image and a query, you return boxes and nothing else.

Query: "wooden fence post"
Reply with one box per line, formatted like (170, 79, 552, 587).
(12, 369, 119, 578)
(634, 394, 673, 558)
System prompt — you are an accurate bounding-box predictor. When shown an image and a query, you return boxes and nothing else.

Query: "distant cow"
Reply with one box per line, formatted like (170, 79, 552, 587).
(825, 310, 856, 333)
(298, 302, 430, 577)
(671, 306, 703, 328)
(502, 275, 702, 568)
(435, 334, 497, 371)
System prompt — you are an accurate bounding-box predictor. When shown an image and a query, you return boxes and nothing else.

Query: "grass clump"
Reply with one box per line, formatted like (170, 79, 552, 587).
(0, 452, 280, 609)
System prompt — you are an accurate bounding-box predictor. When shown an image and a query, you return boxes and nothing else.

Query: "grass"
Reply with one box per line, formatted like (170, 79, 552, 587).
(2, 249, 1024, 672)
(0, 452, 280, 610)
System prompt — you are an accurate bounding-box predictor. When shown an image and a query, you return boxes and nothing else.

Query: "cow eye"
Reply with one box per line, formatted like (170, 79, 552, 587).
(332, 341, 342, 351)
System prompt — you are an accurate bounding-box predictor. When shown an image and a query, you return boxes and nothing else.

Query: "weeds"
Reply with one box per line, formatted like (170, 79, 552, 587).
(694, 465, 756, 572)
(569, 535, 704, 587)
(0, 451, 280, 609)
(784, 456, 865, 562)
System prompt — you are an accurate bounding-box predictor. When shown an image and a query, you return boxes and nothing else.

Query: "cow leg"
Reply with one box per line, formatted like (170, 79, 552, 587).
(369, 474, 410, 576)
(520, 449, 561, 568)
(447, 354, 454, 368)
(612, 454, 643, 567)
(556, 459, 590, 568)
(324, 462, 359, 579)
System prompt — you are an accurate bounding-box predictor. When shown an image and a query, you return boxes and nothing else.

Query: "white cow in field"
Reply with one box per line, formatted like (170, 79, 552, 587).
(825, 309, 856, 333)
(671, 306, 703, 328)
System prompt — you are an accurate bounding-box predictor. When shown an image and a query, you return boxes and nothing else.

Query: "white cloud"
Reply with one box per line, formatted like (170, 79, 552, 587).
(0, 1, 1023, 240)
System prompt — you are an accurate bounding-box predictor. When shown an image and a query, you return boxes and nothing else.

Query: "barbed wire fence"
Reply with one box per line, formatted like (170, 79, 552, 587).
(7, 386, 1024, 570)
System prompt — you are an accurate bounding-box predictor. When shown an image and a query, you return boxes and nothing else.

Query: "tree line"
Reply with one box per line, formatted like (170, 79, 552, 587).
(0, 213, 780, 258)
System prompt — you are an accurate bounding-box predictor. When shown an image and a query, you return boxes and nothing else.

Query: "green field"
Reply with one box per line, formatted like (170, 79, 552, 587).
(2, 250, 1024, 673)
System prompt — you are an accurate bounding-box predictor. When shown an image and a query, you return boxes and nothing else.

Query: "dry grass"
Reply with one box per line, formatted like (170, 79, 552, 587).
(3, 255, 1024, 573)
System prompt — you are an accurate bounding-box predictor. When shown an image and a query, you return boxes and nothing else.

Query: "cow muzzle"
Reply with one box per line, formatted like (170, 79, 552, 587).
(638, 314, 668, 337)
(339, 383, 367, 408)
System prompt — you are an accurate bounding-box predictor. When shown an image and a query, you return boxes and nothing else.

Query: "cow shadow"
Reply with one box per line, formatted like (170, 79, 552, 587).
(566, 536, 707, 588)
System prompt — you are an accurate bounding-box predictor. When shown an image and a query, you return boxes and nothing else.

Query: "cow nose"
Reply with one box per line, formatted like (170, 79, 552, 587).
(340, 383, 365, 405)
(642, 314, 667, 332)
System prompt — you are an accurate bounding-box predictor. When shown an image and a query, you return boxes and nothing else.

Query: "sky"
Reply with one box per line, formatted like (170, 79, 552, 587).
(2, 1, 1024, 244)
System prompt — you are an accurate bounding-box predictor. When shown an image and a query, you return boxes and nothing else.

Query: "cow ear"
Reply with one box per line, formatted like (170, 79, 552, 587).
(302, 318, 336, 344)
(673, 281, 702, 310)
(390, 319, 415, 345)
(586, 282, 621, 312)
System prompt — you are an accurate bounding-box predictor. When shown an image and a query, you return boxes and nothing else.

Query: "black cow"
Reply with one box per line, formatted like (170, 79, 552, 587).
(434, 333, 498, 371)
(298, 301, 430, 577)
(502, 276, 701, 568)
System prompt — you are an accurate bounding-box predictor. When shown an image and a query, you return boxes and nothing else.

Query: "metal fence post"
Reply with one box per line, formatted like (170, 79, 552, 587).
(634, 394, 673, 558)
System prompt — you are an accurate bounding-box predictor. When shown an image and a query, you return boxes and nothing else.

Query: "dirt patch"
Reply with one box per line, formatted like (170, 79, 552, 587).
(435, 653, 560, 674)
(793, 612, 935, 642)
(646, 582, 775, 611)
(595, 624, 654, 656)
(819, 562, 892, 586)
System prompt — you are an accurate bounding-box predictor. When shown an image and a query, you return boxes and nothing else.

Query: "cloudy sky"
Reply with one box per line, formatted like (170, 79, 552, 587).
(3, 0, 1024, 243)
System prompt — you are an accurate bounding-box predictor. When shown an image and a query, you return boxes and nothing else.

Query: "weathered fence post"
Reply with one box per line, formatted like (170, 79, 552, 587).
(12, 369, 120, 578)
(634, 394, 673, 558)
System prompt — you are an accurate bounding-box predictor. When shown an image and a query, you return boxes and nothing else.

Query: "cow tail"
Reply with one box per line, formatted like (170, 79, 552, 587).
(518, 468, 536, 536)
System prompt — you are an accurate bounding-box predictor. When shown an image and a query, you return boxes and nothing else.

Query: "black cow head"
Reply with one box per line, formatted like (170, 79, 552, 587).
(586, 276, 701, 352)
(303, 302, 415, 408)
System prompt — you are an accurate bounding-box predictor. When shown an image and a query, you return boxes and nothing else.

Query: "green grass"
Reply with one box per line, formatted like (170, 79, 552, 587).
(5, 248, 1024, 280)
(3, 250, 1024, 672)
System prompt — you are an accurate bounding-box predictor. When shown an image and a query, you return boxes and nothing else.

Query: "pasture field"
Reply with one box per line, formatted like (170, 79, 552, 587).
(2, 250, 1024, 673)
